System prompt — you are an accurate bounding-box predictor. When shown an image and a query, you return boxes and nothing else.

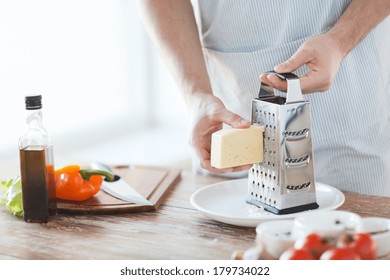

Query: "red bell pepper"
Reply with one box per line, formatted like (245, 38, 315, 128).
(55, 165, 114, 201)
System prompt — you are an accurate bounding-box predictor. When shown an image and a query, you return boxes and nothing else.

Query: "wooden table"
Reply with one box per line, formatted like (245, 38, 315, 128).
(0, 171, 389, 260)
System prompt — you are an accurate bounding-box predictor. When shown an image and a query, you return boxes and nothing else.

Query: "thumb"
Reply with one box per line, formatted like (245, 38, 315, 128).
(219, 109, 251, 128)
(274, 47, 310, 73)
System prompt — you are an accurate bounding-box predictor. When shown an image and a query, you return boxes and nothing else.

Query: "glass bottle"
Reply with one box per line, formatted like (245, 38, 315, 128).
(19, 95, 57, 223)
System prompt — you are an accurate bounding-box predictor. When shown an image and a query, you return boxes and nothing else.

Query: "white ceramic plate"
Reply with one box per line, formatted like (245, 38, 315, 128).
(190, 179, 345, 227)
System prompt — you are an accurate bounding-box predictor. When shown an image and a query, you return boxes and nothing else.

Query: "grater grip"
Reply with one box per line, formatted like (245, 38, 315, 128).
(259, 70, 304, 104)
(265, 71, 298, 80)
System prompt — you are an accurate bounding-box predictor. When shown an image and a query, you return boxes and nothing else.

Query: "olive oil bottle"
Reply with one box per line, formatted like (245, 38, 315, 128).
(19, 95, 57, 223)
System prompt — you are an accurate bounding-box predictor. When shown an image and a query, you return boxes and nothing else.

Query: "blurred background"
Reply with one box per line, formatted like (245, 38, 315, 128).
(0, 0, 192, 179)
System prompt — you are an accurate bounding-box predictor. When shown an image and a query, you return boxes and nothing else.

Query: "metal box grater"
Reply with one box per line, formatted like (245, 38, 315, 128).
(247, 71, 319, 214)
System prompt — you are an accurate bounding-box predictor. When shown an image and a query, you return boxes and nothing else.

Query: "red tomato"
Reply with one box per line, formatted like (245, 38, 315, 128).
(294, 233, 331, 259)
(337, 233, 376, 260)
(279, 248, 315, 260)
(320, 247, 361, 260)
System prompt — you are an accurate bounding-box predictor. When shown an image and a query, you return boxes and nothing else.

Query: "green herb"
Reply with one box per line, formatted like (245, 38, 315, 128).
(1, 176, 23, 217)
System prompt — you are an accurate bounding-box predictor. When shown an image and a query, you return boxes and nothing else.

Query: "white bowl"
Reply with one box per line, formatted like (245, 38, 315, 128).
(357, 217, 390, 258)
(293, 210, 361, 239)
(256, 220, 296, 259)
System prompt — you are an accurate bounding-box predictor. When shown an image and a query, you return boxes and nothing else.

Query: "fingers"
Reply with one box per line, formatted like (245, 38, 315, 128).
(299, 71, 332, 93)
(261, 70, 332, 94)
(231, 164, 253, 172)
(274, 45, 311, 73)
(262, 43, 312, 93)
(217, 109, 251, 128)
(189, 96, 252, 174)
(265, 36, 339, 94)
(260, 73, 288, 92)
(199, 158, 252, 174)
(203, 108, 251, 172)
(193, 138, 252, 174)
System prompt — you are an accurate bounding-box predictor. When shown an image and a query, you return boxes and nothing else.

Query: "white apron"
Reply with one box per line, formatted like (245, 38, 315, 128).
(191, 0, 390, 196)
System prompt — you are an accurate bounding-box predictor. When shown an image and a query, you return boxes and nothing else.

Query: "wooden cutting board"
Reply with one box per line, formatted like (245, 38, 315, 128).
(57, 165, 181, 214)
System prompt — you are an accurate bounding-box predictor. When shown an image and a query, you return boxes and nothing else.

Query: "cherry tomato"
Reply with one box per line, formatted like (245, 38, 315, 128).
(337, 233, 376, 260)
(294, 233, 331, 259)
(279, 248, 315, 260)
(320, 247, 361, 260)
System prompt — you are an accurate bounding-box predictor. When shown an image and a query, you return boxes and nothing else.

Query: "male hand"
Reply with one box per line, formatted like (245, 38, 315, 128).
(188, 93, 252, 173)
(260, 34, 345, 93)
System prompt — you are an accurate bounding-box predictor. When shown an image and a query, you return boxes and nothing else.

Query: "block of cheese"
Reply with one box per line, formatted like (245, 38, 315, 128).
(210, 125, 265, 169)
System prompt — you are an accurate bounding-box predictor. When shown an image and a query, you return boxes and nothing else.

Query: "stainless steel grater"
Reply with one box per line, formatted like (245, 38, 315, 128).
(247, 71, 319, 215)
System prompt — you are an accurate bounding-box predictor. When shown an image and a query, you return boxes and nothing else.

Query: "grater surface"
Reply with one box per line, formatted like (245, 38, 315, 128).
(247, 71, 319, 214)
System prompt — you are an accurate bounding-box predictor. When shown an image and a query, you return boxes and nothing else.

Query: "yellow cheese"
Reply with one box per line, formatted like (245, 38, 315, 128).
(210, 125, 265, 169)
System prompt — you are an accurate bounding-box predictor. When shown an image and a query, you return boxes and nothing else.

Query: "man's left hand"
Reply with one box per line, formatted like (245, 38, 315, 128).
(260, 34, 346, 93)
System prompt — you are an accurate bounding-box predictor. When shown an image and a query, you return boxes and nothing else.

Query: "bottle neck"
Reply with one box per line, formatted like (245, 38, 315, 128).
(26, 109, 44, 129)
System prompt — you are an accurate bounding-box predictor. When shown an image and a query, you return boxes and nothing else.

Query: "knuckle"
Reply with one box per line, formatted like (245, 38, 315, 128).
(322, 78, 332, 91)
(199, 160, 208, 170)
(295, 46, 313, 61)
(229, 113, 241, 123)
(206, 107, 222, 120)
(300, 45, 312, 55)
(286, 58, 296, 68)
(318, 84, 330, 92)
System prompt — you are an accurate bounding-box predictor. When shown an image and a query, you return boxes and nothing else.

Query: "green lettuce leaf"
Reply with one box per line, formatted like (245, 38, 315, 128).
(0, 176, 23, 217)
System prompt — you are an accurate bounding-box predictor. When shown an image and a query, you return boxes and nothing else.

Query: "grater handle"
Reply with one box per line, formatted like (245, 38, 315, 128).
(261, 71, 304, 104)
(265, 71, 298, 80)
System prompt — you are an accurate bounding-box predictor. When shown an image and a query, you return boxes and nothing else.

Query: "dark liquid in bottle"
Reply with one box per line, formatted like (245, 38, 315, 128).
(20, 148, 49, 223)
(46, 164, 57, 215)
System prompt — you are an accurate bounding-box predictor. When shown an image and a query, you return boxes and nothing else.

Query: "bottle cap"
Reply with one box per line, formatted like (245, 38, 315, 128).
(25, 95, 42, 110)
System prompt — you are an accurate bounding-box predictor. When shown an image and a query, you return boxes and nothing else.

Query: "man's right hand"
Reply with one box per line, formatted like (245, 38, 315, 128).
(188, 93, 252, 174)
(139, 1, 251, 174)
